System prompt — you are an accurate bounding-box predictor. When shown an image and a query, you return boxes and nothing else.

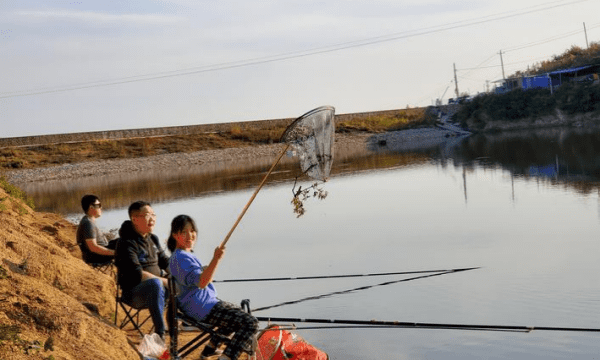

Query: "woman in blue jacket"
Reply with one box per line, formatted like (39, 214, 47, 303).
(167, 215, 258, 360)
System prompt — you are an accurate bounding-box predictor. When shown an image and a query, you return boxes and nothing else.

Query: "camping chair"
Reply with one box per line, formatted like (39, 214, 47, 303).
(89, 259, 115, 275)
(114, 273, 153, 337)
(77, 241, 116, 276)
(167, 276, 254, 359)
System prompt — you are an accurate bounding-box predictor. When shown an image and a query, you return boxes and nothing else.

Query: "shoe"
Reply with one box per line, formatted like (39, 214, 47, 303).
(200, 347, 223, 360)
(200, 355, 221, 360)
(180, 323, 197, 331)
(175, 319, 197, 332)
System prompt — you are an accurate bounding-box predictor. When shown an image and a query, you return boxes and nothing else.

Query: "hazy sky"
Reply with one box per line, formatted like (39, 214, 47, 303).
(1, 0, 598, 137)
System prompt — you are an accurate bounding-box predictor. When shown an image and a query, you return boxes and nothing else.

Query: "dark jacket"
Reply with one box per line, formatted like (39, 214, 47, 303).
(115, 220, 170, 293)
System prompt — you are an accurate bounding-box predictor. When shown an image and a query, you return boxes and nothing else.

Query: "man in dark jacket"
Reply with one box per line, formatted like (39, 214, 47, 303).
(115, 201, 170, 338)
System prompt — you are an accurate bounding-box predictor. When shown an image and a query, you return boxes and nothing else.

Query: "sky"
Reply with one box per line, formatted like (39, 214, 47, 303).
(1, 0, 599, 138)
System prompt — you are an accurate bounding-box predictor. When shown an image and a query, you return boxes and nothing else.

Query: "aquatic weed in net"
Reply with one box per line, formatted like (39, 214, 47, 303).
(291, 180, 328, 218)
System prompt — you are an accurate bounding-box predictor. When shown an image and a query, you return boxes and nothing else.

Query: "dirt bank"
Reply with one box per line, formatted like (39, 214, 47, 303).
(0, 186, 140, 360)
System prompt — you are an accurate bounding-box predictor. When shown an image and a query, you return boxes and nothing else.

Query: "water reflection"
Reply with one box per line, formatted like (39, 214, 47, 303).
(14, 126, 600, 215)
(18, 141, 431, 215)
(447, 126, 600, 195)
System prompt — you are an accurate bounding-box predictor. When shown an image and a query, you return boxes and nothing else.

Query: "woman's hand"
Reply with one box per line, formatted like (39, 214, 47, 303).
(214, 245, 225, 261)
(198, 245, 226, 289)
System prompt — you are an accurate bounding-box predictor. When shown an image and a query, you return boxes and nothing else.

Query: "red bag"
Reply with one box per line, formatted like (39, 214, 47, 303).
(256, 325, 328, 360)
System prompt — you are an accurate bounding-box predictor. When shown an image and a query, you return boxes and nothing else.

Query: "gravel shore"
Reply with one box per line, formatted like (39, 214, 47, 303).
(5, 127, 463, 184)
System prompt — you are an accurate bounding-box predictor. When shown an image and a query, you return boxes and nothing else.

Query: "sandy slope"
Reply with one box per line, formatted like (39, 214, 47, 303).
(0, 187, 142, 360)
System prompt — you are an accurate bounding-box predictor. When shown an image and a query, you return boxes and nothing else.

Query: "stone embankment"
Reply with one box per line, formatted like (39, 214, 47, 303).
(0, 108, 422, 148)
(5, 128, 465, 183)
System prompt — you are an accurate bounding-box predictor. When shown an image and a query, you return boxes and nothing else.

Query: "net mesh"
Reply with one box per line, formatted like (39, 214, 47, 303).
(280, 106, 335, 181)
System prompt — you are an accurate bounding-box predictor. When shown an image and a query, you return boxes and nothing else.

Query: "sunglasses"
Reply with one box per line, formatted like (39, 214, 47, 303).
(91, 203, 102, 209)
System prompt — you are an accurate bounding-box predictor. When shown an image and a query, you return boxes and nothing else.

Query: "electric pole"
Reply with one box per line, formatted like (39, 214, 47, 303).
(499, 50, 506, 80)
(453, 63, 459, 98)
(584, 22, 589, 49)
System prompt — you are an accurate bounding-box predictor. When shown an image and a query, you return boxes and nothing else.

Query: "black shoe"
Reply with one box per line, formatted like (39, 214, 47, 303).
(200, 344, 223, 359)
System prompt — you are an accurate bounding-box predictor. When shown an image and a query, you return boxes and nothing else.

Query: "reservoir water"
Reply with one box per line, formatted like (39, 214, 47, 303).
(17, 126, 600, 359)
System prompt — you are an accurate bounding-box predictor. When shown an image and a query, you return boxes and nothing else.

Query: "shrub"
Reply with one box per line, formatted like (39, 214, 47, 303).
(456, 83, 600, 129)
(0, 176, 35, 210)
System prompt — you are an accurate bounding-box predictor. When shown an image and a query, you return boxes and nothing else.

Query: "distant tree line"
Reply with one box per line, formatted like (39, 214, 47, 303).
(513, 42, 600, 77)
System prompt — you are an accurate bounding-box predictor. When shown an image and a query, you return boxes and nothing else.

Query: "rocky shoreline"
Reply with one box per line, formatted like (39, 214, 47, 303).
(5, 127, 464, 184)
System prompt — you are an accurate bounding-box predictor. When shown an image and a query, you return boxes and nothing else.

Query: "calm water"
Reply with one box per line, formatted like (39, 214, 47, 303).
(16, 126, 600, 359)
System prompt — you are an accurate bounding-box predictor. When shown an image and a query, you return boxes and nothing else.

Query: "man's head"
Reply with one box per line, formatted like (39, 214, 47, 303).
(128, 201, 156, 236)
(81, 194, 102, 217)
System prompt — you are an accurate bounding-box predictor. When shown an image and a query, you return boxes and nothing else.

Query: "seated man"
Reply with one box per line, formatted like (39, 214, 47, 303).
(76, 194, 117, 265)
(115, 201, 170, 338)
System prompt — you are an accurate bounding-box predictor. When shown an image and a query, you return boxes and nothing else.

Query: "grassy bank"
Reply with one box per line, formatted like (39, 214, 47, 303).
(0, 108, 433, 171)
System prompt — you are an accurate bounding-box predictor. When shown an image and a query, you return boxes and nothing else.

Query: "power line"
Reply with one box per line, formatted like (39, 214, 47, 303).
(504, 22, 600, 53)
(457, 22, 600, 73)
(1, 0, 591, 99)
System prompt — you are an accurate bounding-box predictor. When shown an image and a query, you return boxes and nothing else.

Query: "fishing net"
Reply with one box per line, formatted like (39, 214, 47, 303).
(281, 106, 335, 181)
(221, 106, 335, 246)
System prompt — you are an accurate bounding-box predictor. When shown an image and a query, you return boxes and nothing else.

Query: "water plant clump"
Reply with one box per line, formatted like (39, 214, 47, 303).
(291, 181, 328, 218)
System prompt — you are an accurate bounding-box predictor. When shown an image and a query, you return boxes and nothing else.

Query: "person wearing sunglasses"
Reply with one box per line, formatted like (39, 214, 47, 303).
(115, 200, 170, 339)
(76, 194, 118, 265)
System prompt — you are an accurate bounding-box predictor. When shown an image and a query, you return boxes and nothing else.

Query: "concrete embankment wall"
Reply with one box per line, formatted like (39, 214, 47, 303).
(0, 108, 424, 148)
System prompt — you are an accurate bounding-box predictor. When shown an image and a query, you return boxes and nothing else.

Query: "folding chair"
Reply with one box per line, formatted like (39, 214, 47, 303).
(167, 276, 254, 359)
(114, 273, 153, 337)
(78, 241, 115, 276)
(89, 260, 115, 276)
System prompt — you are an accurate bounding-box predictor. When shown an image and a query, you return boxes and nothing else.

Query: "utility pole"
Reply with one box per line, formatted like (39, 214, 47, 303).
(584, 22, 589, 49)
(499, 50, 506, 80)
(453, 63, 459, 98)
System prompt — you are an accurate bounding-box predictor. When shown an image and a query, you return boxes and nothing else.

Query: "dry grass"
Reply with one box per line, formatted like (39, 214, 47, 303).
(0, 132, 260, 170)
(0, 111, 432, 171)
(336, 108, 433, 133)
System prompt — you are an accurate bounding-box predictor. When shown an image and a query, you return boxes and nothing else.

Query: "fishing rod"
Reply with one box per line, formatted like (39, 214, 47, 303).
(213, 267, 479, 283)
(255, 316, 600, 333)
(251, 267, 479, 312)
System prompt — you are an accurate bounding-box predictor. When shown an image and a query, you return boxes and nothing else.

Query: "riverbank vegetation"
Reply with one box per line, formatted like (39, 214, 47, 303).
(0, 108, 433, 171)
(0, 175, 35, 210)
(456, 42, 600, 131)
(514, 43, 600, 77)
(456, 82, 600, 130)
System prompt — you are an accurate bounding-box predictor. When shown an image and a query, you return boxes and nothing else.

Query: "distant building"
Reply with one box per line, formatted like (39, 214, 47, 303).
(493, 64, 600, 94)
(493, 77, 522, 94)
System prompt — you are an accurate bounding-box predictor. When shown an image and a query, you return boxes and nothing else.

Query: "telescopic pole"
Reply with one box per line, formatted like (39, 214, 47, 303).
(220, 144, 290, 248)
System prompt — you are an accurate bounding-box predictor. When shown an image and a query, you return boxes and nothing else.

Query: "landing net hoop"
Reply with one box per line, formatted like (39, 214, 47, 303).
(220, 106, 335, 248)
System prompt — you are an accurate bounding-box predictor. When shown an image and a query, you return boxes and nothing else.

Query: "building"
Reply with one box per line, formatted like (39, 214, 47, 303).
(494, 64, 600, 94)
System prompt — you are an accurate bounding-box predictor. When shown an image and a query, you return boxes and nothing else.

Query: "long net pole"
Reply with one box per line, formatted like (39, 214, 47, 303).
(220, 144, 290, 248)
